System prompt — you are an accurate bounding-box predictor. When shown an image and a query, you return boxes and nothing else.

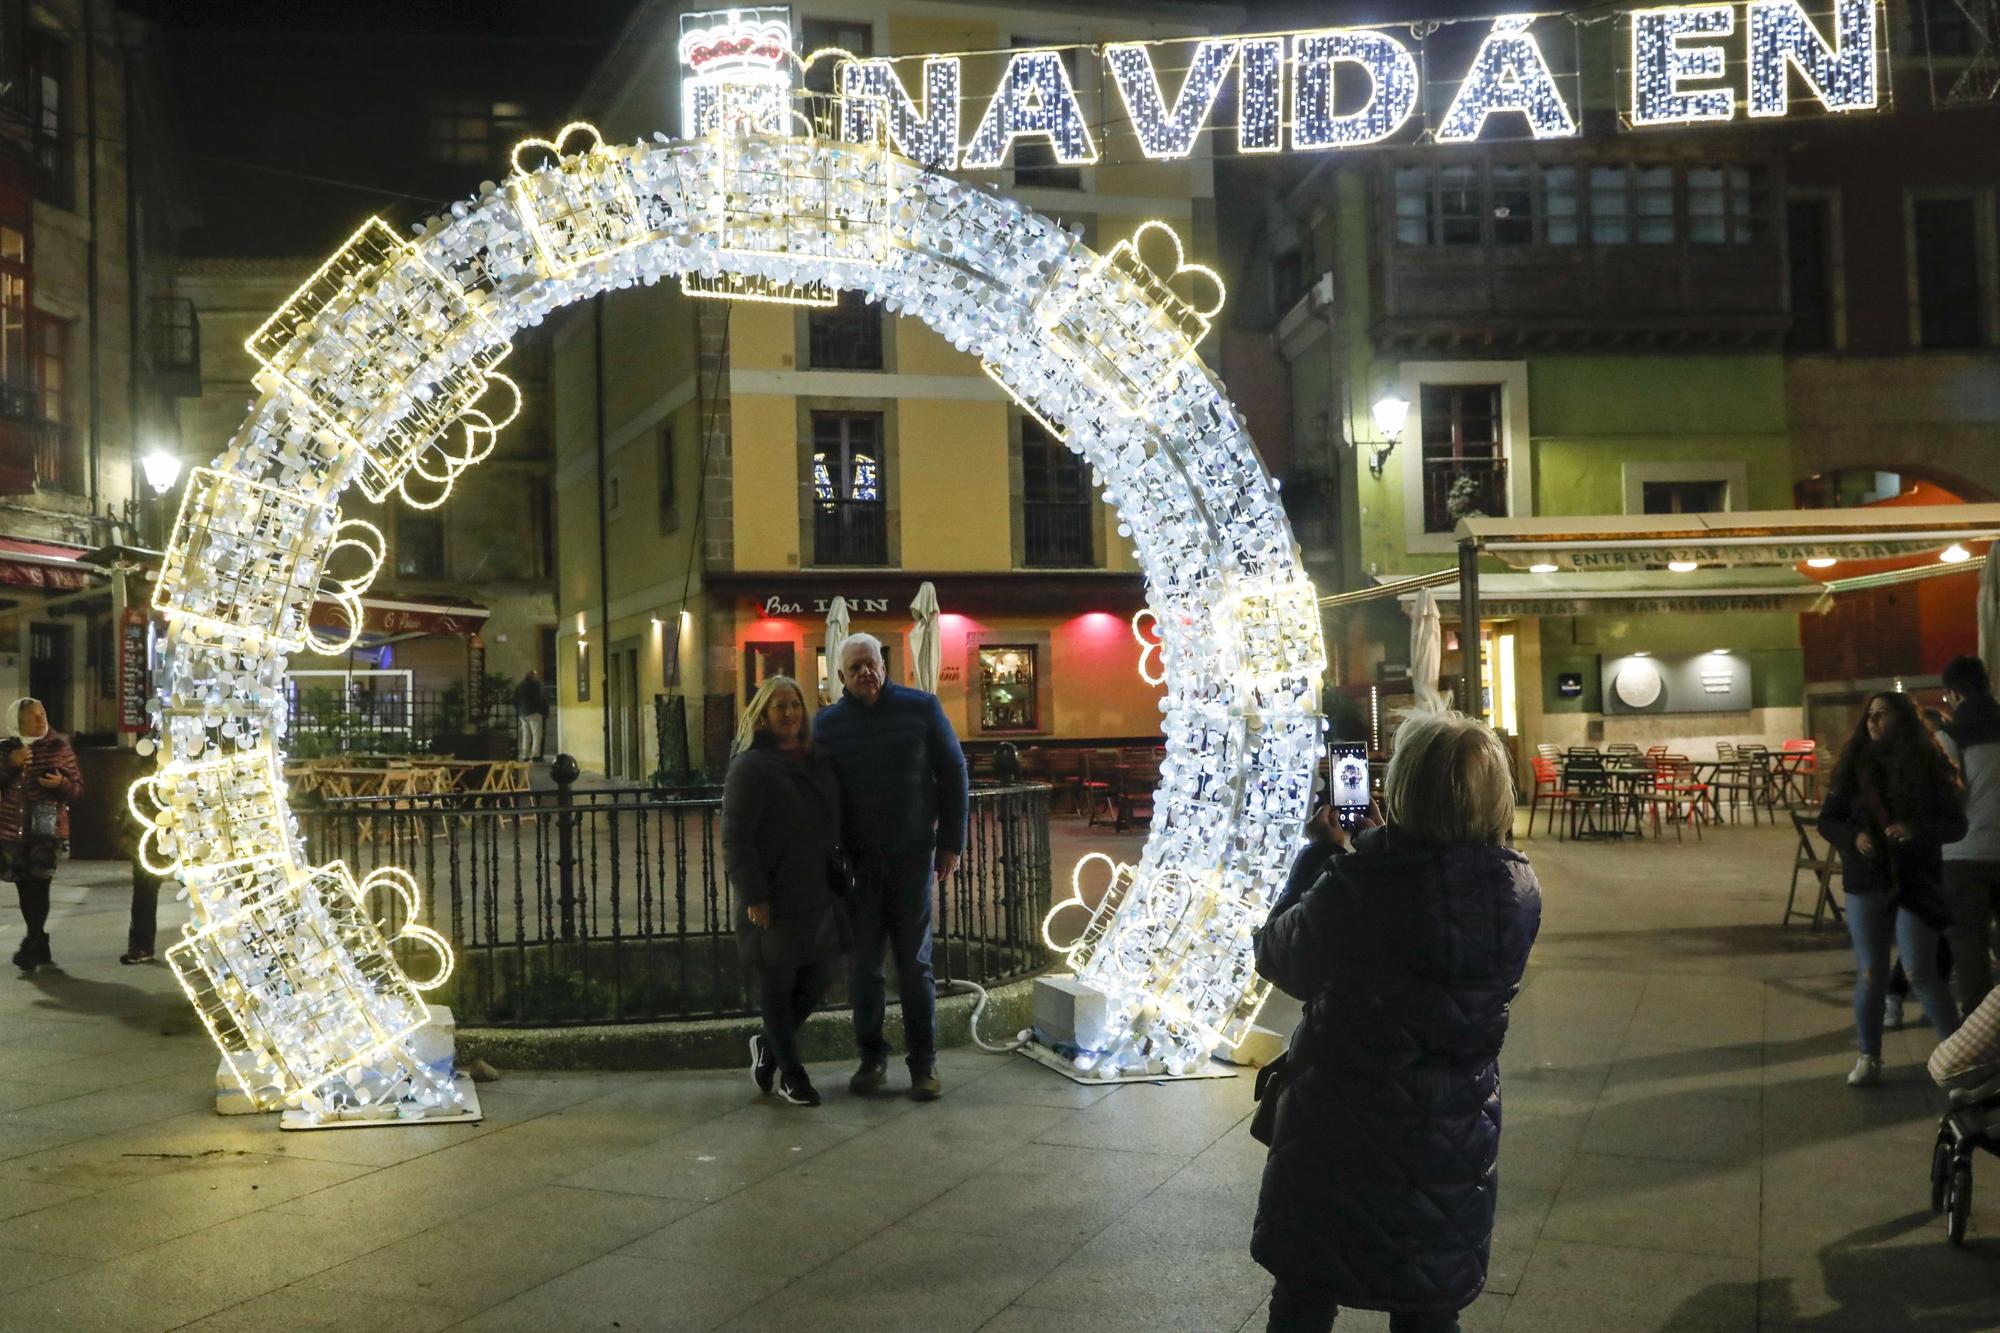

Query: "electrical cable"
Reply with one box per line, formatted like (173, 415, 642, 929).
(938, 978, 1033, 1053)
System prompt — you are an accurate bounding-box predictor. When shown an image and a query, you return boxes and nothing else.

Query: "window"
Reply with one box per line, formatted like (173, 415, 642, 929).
(1394, 164, 1578, 246)
(1011, 41, 1082, 190)
(426, 98, 532, 167)
(1787, 198, 1835, 351)
(1419, 383, 1506, 534)
(1490, 164, 1534, 245)
(1912, 195, 1985, 349)
(810, 411, 887, 565)
(801, 18, 872, 95)
(28, 32, 67, 209)
(396, 511, 446, 578)
(1687, 166, 1769, 244)
(36, 317, 63, 425)
(1589, 164, 1675, 244)
(977, 646, 1038, 731)
(806, 290, 884, 369)
(1642, 480, 1728, 514)
(657, 427, 678, 534)
(743, 641, 797, 704)
(1911, 0, 1979, 57)
(1437, 164, 1483, 244)
(1271, 247, 1306, 311)
(1022, 419, 1093, 567)
(0, 224, 27, 412)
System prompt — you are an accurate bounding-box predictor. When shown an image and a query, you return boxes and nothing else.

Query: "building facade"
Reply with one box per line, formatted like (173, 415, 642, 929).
(552, 0, 1237, 778)
(1251, 2, 2000, 772)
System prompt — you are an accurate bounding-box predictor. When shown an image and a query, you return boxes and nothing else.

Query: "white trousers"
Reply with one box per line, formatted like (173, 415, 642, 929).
(517, 714, 545, 761)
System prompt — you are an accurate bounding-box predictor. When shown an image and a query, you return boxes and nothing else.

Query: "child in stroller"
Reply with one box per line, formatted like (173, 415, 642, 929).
(1928, 984, 2000, 1245)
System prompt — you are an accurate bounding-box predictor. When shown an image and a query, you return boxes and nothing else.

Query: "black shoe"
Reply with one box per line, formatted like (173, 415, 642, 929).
(776, 1069, 821, 1107)
(119, 948, 155, 966)
(909, 1067, 943, 1102)
(848, 1060, 888, 1095)
(10, 942, 31, 971)
(749, 1034, 776, 1095)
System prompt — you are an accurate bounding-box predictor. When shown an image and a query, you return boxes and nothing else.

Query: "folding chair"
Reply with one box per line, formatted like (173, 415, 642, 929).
(1785, 810, 1845, 927)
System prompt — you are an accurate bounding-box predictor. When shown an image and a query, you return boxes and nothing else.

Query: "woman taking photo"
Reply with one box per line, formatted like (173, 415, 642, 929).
(722, 675, 846, 1107)
(2, 697, 83, 972)
(1819, 690, 1966, 1086)
(1252, 711, 1542, 1333)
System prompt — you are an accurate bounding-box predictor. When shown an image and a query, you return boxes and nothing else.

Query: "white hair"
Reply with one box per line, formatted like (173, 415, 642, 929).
(835, 632, 885, 670)
(1382, 708, 1515, 845)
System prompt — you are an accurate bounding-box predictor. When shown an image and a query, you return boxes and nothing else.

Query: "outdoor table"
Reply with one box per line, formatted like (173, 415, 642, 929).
(1769, 751, 1815, 809)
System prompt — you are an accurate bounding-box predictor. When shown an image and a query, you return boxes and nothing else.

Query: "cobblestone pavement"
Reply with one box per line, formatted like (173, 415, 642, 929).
(0, 820, 1995, 1331)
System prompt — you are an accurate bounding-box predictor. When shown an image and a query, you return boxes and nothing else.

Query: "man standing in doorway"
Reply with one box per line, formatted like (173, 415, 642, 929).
(1941, 654, 2000, 1012)
(815, 631, 967, 1101)
(515, 670, 549, 762)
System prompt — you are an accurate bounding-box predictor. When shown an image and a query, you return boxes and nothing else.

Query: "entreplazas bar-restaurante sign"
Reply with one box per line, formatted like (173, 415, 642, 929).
(681, 0, 1884, 163)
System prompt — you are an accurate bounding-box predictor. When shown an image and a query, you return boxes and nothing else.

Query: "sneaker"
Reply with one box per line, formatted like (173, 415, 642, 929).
(1848, 1055, 1883, 1087)
(909, 1067, 943, 1102)
(1884, 995, 1905, 1030)
(749, 1035, 776, 1096)
(848, 1060, 888, 1096)
(119, 949, 155, 966)
(776, 1070, 821, 1107)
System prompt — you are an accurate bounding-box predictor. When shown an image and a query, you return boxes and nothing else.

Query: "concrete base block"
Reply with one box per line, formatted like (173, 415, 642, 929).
(1032, 975, 1111, 1050)
(1215, 1023, 1286, 1069)
(216, 1004, 461, 1117)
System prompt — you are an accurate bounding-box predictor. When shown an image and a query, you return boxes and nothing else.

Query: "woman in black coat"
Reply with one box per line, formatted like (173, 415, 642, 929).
(722, 675, 847, 1107)
(1252, 711, 1542, 1333)
(1817, 690, 1966, 1086)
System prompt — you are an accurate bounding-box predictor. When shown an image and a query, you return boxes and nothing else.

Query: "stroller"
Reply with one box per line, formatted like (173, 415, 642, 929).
(1927, 985, 2000, 1245)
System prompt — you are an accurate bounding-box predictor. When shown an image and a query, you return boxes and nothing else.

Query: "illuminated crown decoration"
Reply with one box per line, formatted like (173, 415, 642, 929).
(678, 16, 793, 73)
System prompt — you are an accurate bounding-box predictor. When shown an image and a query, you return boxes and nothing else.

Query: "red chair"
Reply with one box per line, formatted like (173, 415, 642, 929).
(1780, 739, 1818, 805)
(1640, 755, 1709, 842)
(1528, 757, 1570, 838)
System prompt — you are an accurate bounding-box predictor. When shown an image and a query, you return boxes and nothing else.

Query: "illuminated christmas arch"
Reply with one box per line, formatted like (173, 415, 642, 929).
(139, 117, 1324, 1110)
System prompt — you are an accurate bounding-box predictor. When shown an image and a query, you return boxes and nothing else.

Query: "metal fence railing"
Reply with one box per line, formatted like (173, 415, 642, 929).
(296, 775, 1054, 1027)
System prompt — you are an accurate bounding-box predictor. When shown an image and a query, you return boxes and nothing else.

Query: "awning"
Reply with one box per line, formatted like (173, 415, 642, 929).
(0, 536, 95, 592)
(309, 593, 490, 638)
(1394, 568, 1828, 617)
(1457, 504, 2000, 572)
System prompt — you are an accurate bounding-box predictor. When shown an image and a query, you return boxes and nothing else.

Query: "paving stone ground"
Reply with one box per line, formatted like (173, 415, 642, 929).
(0, 816, 1995, 1331)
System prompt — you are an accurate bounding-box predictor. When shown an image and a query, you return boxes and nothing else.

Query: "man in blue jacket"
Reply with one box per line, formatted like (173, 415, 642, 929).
(815, 632, 968, 1100)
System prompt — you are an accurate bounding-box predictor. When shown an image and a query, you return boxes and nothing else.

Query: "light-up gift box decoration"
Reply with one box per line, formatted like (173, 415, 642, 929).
(509, 123, 652, 279)
(247, 218, 512, 507)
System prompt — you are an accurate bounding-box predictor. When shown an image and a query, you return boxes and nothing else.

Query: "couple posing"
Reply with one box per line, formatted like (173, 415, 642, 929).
(721, 632, 968, 1107)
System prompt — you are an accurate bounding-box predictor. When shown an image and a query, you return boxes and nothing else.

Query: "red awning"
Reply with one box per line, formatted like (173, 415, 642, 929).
(0, 536, 95, 592)
(309, 593, 491, 638)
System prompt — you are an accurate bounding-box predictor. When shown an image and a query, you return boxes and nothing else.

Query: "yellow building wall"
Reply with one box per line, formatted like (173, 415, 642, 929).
(897, 399, 1010, 569)
(732, 394, 803, 570)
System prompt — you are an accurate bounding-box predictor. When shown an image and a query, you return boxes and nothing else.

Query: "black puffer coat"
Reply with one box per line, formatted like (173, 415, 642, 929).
(721, 737, 847, 971)
(1252, 827, 1542, 1316)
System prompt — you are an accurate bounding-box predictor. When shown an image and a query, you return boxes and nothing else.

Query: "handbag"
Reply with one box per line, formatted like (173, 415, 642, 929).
(1250, 1050, 1290, 1146)
(24, 800, 59, 841)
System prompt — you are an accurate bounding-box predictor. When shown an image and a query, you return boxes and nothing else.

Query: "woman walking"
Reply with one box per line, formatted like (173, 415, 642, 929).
(1820, 691, 1966, 1086)
(1252, 711, 1542, 1333)
(2, 698, 83, 972)
(722, 676, 847, 1107)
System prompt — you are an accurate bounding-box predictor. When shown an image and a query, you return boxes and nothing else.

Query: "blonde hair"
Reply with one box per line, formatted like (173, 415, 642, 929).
(1381, 709, 1514, 845)
(733, 675, 807, 757)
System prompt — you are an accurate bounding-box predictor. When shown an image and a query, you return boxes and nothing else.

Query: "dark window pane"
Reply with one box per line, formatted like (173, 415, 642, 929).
(807, 290, 883, 369)
(802, 18, 872, 95)
(1787, 198, 1833, 351)
(1419, 383, 1506, 533)
(1439, 164, 1482, 244)
(397, 512, 446, 578)
(1492, 165, 1533, 246)
(1021, 420, 1093, 567)
(810, 411, 887, 565)
(1395, 166, 1431, 245)
(1642, 480, 1728, 514)
(1914, 197, 1984, 349)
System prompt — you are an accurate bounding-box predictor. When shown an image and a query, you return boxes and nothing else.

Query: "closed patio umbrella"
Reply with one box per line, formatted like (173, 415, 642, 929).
(1981, 548, 2000, 676)
(1411, 586, 1446, 712)
(911, 581, 942, 696)
(824, 595, 850, 703)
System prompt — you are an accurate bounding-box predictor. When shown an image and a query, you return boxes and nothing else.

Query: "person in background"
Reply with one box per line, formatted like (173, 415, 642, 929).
(722, 675, 846, 1107)
(1819, 691, 1966, 1086)
(814, 632, 967, 1102)
(1252, 712, 1542, 1333)
(514, 670, 548, 762)
(1940, 656, 2000, 1014)
(1, 699, 83, 972)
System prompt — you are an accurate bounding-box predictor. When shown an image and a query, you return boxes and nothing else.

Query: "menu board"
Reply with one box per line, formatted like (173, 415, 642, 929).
(118, 607, 150, 734)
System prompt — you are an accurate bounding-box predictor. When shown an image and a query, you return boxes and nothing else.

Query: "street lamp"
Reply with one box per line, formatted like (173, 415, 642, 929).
(141, 449, 183, 497)
(1368, 392, 1409, 480)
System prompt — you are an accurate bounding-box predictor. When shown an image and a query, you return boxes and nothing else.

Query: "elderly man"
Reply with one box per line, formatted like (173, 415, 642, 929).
(814, 631, 968, 1100)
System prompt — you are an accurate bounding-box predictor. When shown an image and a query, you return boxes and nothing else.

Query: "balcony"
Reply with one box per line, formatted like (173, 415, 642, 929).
(1422, 458, 1508, 535)
(1023, 501, 1094, 568)
(149, 297, 202, 397)
(1374, 157, 1790, 352)
(812, 499, 887, 566)
(0, 380, 71, 496)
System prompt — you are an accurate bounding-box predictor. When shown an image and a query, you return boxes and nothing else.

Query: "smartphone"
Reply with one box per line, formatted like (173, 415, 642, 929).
(1329, 743, 1371, 828)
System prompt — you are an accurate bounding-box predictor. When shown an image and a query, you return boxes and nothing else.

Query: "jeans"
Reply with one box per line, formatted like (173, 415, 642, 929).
(1846, 891, 1960, 1057)
(1944, 860, 2000, 1015)
(847, 851, 936, 1071)
(517, 714, 545, 761)
(757, 956, 828, 1075)
(1266, 1282, 1461, 1333)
